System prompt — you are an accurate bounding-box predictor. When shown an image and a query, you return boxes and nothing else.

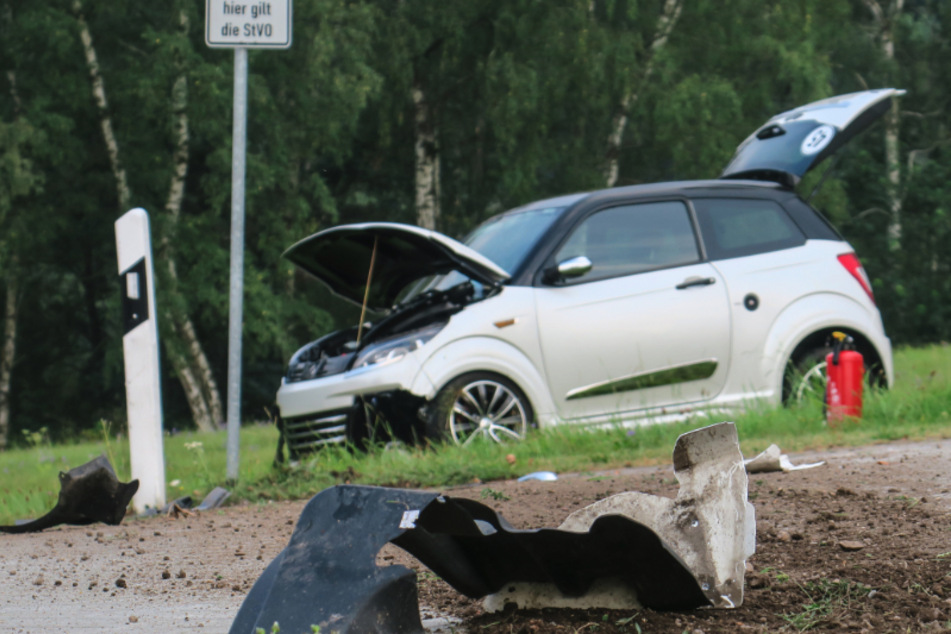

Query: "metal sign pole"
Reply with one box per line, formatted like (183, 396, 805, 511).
(206, 0, 291, 484)
(226, 46, 248, 483)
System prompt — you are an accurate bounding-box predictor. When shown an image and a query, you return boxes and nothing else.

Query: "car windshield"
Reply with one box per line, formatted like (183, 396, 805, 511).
(399, 206, 564, 303)
(462, 206, 564, 273)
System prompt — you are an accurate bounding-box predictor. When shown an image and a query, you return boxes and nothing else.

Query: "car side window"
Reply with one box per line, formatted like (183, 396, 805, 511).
(692, 198, 806, 260)
(554, 201, 700, 282)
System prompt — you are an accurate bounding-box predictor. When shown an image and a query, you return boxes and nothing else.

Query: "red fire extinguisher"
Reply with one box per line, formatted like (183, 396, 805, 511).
(826, 331, 864, 424)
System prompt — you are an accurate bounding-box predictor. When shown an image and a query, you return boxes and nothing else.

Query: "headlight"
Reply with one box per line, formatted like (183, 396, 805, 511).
(352, 323, 444, 370)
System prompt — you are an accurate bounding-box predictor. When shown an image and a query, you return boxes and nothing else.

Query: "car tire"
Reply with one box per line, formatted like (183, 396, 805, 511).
(785, 347, 832, 406)
(426, 372, 534, 446)
(788, 343, 887, 408)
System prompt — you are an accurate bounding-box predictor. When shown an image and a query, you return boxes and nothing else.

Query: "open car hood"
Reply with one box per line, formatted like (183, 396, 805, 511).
(284, 222, 510, 311)
(721, 88, 906, 186)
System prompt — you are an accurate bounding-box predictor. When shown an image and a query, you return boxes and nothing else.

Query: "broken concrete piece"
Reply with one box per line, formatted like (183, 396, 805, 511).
(0, 455, 139, 534)
(744, 444, 825, 473)
(486, 422, 756, 611)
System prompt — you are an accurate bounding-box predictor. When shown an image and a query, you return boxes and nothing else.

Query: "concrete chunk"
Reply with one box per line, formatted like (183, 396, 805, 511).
(486, 422, 756, 610)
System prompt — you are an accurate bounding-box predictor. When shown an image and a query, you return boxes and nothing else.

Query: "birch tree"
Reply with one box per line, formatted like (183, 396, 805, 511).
(413, 74, 440, 230)
(863, 0, 905, 250)
(602, 0, 683, 187)
(0, 3, 43, 448)
(370, 2, 490, 231)
(0, 116, 39, 447)
(72, 1, 222, 431)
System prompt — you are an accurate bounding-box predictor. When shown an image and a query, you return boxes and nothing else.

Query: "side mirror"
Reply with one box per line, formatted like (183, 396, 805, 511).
(545, 256, 592, 283)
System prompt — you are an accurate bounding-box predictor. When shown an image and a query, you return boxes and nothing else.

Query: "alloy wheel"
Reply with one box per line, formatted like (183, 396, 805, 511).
(447, 379, 529, 445)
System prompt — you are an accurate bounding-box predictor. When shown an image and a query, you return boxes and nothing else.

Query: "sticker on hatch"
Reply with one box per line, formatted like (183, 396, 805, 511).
(800, 124, 836, 156)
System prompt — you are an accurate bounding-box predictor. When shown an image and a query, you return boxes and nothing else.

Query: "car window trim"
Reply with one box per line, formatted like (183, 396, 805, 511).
(533, 196, 707, 287)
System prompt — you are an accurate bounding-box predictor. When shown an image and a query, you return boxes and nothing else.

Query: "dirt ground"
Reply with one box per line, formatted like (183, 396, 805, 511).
(1, 436, 949, 633)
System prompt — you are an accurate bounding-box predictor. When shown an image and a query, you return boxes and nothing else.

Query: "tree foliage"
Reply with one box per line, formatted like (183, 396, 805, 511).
(0, 0, 948, 442)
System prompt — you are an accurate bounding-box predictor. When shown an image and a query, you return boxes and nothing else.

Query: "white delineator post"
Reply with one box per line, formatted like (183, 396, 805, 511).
(115, 208, 166, 514)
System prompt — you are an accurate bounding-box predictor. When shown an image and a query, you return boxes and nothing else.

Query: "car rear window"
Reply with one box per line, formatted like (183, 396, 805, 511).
(692, 198, 806, 260)
(781, 197, 843, 241)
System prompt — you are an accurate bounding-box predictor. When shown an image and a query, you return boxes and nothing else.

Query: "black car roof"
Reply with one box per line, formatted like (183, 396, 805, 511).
(504, 179, 791, 285)
(582, 179, 787, 206)
(504, 179, 785, 216)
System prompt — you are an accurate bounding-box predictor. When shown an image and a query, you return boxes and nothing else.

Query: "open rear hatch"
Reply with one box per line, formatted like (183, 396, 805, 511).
(721, 88, 906, 187)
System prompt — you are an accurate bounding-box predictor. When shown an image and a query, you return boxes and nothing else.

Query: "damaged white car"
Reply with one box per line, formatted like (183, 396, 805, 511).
(275, 89, 899, 458)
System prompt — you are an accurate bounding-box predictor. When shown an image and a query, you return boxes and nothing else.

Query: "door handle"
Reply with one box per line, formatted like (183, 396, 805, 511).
(676, 276, 716, 290)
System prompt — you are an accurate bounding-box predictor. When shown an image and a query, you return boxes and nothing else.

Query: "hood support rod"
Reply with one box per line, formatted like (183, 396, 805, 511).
(356, 236, 379, 345)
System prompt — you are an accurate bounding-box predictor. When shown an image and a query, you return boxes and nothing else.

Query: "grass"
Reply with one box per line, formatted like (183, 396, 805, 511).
(0, 344, 949, 525)
(0, 422, 278, 525)
(781, 579, 873, 631)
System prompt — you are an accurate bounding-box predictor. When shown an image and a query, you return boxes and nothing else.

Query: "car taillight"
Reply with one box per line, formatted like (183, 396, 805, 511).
(837, 253, 875, 303)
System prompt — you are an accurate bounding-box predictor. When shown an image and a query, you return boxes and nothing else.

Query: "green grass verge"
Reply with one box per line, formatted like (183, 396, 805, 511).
(0, 421, 280, 525)
(1, 345, 949, 525)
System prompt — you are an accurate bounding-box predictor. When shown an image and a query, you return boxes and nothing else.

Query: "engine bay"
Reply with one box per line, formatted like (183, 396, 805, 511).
(285, 280, 485, 383)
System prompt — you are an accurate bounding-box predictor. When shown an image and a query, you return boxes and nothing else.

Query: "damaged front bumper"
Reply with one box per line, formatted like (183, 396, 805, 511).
(276, 352, 435, 456)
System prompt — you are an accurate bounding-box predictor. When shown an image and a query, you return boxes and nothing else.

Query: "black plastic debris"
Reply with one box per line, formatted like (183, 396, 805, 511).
(0, 455, 139, 534)
(154, 486, 232, 518)
(230, 484, 708, 634)
(194, 486, 231, 511)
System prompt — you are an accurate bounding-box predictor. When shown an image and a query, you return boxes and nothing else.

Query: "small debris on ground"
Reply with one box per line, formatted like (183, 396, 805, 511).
(745, 444, 825, 473)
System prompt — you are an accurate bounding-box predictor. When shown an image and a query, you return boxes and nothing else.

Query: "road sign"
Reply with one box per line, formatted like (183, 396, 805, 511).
(206, 0, 292, 49)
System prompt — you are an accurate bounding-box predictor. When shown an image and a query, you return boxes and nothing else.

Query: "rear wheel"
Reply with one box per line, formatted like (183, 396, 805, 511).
(784, 347, 831, 406)
(786, 339, 888, 409)
(426, 372, 533, 446)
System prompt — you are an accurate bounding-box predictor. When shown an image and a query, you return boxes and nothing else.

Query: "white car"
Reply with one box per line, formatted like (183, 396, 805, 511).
(275, 89, 899, 458)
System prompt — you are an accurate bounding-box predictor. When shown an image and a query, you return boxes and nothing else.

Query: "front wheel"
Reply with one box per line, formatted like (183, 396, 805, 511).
(426, 372, 534, 446)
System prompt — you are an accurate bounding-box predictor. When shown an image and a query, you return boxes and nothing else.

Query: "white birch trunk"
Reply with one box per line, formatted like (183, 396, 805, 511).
(164, 308, 214, 430)
(413, 80, 440, 230)
(864, 0, 904, 250)
(884, 103, 902, 248)
(604, 94, 632, 188)
(1, 4, 18, 448)
(603, 0, 682, 187)
(73, 0, 131, 210)
(0, 262, 17, 450)
(160, 14, 224, 429)
(74, 3, 222, 431)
